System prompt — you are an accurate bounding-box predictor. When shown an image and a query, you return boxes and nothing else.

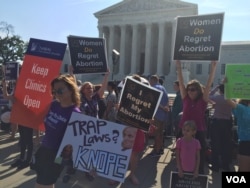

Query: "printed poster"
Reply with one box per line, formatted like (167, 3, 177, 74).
(4, 61, 19, 81)
(68, 35, 108, 74)
(225, 64, 250, 99)
(55, 112, 135, 183)
(173, 13, 224, 61)
(10, 38, 67, 130)
(170, 171, 208, 188)
(116, 77, 162, 131)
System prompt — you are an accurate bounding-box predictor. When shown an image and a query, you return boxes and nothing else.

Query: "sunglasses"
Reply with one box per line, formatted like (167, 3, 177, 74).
(52, 88, 67, 95)
(187, 87, 197, 92)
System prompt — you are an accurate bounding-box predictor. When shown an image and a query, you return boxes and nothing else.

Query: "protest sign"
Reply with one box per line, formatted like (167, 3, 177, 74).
(116, 77, 162, 131)
(68, 35, 108, 74)
(225, 64, 250, 99)
(173, 13, 224, 61)
(55, 112, 134, 183)
(170, 171, 208, 188)
(10, 38, 66, 130)
(4, 62, 19, 81)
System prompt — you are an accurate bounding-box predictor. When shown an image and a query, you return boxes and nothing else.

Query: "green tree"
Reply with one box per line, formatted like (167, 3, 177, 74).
(0, 21, 27, 65)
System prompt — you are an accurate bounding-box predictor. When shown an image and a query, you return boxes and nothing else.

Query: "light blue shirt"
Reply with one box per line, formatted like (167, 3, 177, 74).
(232, 104, 250, 141)
(152, 84, 169, 121)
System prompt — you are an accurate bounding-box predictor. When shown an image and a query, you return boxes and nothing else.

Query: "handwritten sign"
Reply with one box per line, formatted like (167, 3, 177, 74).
(4, 62, 19, 81)
(173, 13, 224, 61)
(116, 77, 162, 131)
(10, 38, 66, 130)
(68, 35, 108, 74)
(225, 64, 250, 99)
(170, 171, 208, 188)
(56, 112, 134, 183)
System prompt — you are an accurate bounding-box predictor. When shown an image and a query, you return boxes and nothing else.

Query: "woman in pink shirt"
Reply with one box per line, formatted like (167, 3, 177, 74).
(175, 60, 217, 174)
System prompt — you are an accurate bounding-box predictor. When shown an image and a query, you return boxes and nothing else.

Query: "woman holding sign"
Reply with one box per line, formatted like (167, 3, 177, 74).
(175, 60, 217, 174)
(79, 70, 110, 181)
(34, 74, 81, 188)
(79, 70, 110, 118)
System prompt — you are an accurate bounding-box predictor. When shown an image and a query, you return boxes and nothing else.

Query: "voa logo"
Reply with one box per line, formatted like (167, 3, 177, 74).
(226, 176, 246, 184)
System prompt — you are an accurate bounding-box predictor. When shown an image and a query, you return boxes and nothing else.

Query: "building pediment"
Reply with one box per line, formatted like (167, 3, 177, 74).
(95, 0, 197, 17)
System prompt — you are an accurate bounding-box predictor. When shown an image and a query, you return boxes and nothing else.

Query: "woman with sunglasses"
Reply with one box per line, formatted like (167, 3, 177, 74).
(34, 74, 81, 188)
(175, 60, 217, 174)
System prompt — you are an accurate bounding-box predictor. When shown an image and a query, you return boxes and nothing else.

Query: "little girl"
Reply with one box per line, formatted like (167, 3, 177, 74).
(176, 120, 201, 178)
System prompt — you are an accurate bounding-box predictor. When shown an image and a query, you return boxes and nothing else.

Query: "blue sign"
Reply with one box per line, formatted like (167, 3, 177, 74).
(5, 62, 19, 81)
(26, 38, 67, 60)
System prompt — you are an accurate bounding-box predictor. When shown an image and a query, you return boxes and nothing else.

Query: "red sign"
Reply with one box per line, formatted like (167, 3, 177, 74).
(10, 38, 66, 130)
(10, 56, 62, 130)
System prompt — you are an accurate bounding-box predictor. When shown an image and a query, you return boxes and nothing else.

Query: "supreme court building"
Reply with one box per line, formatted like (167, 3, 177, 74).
(62, 0, 250, 93)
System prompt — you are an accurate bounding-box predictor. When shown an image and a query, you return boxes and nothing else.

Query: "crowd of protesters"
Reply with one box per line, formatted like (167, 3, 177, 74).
(1, 59, 248, 187)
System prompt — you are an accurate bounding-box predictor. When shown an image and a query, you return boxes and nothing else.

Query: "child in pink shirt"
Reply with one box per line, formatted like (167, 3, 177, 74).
(176, 120, 201, 178)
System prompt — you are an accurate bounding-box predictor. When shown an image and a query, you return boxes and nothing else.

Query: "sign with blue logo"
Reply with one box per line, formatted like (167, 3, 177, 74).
(26, 38, 67, 60)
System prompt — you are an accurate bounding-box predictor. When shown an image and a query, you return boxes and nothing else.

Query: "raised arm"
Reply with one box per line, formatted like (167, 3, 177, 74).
(97, 69, 110, 97)
(68, 64, 77, 84)
(2, 80, 14, 101)
(175, 60, 187, 99)
(203, 61, 217, 102)
(222, 76, 237, 109)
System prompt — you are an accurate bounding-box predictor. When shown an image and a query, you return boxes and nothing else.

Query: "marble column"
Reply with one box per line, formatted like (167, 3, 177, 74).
(108, 25, 115, 68)
(144, 23, 152, 75)
(131, 24, 138, 74)
(98, 26, 103, 38)
(157, 22, 165, 75)
(119, 25, 126, 75)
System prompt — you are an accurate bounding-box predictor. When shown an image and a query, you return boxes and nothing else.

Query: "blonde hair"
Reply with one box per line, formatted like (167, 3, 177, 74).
(80, 82, 94, 94)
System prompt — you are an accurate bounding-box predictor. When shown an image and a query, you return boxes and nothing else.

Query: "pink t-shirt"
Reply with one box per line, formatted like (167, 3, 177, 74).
(176, 137, 201, 172)
(179, 96, 207, 131)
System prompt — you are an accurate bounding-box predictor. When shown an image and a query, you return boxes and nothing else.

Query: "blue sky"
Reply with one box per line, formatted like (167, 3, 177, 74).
(0, 0, 249, 43)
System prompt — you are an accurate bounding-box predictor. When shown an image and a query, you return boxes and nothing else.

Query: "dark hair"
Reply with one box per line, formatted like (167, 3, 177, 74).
(149, 75, 159, 83)
(218, 84, 224, 94)
(238, 99, 250, 106)
(186, 79, 203, 100)
(159, 78, 164, 85)
(174, 80, 179, 86)
(60, 144, 73, 159)
(108, 81, 116, 89)
(108, 81, 119, 99)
